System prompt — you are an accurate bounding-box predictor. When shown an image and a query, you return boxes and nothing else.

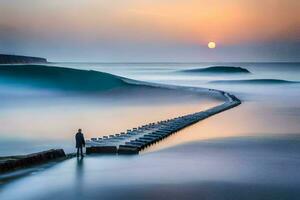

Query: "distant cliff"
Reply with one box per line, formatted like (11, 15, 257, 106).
(0, 54, 47, 64)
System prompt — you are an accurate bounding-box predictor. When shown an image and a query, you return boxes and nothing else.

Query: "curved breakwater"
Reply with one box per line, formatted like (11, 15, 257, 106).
(86, 89, 241, 154)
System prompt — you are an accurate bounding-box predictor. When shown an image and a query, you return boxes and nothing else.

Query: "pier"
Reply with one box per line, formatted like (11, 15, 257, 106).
(86, 92, 241, 154)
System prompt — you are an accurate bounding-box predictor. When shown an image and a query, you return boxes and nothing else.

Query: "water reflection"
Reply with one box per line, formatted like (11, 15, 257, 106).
(75, 157, 84, 197)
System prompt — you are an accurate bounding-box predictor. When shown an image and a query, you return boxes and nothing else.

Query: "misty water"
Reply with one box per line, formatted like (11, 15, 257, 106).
(1, 62, 300, 199)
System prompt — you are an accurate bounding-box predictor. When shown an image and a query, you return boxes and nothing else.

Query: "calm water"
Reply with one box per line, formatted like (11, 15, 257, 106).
(0, 85, 221, 156)
(1, 62, 300, 200)
(1, 135, 300, 200)
(54, 62, 300, 151)
(0, 62, 300, 154)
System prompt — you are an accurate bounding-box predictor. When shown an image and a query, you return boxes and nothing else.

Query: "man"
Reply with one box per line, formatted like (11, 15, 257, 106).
(75, 129, 85, 157)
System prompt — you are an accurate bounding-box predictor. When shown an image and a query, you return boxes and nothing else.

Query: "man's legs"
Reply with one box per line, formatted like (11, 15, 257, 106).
(80, 147, 84, 157)
(77, 147, 79, 157)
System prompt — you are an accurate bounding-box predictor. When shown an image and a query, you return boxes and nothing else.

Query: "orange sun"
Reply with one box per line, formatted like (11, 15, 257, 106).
(208, 42, 216, 49)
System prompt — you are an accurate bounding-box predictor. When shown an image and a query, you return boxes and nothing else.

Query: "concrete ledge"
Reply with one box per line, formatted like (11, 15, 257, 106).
(0, 149, 66, 173)
(86, 146, 117, 154)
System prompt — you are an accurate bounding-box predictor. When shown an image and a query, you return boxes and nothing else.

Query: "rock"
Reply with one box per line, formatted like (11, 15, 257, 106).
(0, 149, 66, 173)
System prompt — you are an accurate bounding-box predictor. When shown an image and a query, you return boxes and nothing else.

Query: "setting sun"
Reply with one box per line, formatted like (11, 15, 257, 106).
(0, 1, 299, 200)
(208, 42, 216, 49)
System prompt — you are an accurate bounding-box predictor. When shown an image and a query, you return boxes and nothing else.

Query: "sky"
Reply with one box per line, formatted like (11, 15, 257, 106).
(0, 0, 299, 62)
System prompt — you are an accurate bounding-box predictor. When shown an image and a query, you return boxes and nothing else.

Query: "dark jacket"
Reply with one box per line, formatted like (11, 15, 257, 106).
(75, 132, 85, 148)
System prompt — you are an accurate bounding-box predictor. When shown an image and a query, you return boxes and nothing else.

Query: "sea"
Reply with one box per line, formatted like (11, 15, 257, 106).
(0, 62, 300, 200)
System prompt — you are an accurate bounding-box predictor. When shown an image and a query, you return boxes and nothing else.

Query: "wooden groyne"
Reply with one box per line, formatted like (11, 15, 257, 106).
(86, 91, 241, 155)
(0, 149, 66, 173)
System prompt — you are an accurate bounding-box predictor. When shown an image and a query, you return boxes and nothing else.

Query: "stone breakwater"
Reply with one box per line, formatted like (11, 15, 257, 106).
(0, 149, 66, 173)
(86, 91, 241, 154)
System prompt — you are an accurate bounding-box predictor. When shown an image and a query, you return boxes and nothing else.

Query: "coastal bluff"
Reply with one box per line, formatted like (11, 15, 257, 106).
(0, 54, 47, 64)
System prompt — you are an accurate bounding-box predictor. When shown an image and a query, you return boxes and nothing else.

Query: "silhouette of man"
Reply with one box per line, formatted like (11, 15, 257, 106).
(75, 129, 85, 157)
